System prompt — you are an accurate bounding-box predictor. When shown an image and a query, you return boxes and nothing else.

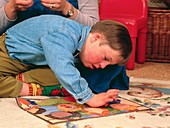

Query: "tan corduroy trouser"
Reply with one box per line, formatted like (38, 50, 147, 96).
(0, 34, 60, 97)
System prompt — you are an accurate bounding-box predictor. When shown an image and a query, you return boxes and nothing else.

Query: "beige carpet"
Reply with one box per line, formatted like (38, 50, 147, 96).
(127, 62, 170, 81)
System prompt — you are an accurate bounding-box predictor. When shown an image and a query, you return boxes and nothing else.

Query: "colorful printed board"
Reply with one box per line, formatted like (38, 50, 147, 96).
(16, 96, 150, 124)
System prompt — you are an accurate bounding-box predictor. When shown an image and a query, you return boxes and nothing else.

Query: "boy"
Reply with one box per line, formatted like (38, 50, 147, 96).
(0, 15, 132, 107)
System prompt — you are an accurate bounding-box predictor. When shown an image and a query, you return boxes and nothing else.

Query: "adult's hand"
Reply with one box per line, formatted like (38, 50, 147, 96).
(7, 0, 34, 11)
(41, 0, 67, 12)
(4, 0, 34, 20)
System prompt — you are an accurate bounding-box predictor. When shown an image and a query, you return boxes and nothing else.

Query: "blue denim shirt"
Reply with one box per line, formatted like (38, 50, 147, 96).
(5, 15, 93, 104)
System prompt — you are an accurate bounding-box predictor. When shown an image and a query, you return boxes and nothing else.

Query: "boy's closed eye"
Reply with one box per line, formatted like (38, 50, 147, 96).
(104, 56, 112, 62)
(104, 56, 108, 61)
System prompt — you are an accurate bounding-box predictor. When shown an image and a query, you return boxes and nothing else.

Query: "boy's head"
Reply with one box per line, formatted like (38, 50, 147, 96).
(79, 20, 132, 70)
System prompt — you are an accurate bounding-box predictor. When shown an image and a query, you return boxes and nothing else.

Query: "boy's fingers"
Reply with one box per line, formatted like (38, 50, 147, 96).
(104, 92, 119, 101)
(106, 91, 119, 97)
(106, 89, 119, 94)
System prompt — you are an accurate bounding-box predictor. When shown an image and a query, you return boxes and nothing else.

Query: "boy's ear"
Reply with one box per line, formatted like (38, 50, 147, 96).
(91, 33, 102, 43)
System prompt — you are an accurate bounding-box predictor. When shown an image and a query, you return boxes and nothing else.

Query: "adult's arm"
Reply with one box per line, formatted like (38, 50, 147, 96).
(0, 0, 99, 35)
(0, 0, 15, 35)
(39, 0, 99, 26)
(0, 0, 34, 35)
(76, 0, 99, 26)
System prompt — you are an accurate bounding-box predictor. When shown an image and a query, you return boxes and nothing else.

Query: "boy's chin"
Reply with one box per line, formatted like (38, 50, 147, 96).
(88, 65, 95, 70)
(83, 63, 93, 69)
(82, 61, 94, 69)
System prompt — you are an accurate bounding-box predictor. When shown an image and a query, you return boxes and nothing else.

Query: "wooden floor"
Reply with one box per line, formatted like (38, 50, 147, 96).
(127, 62, 170, 81)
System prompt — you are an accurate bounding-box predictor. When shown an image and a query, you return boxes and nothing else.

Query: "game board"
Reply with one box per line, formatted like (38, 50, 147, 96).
(16, 96, 150, 124)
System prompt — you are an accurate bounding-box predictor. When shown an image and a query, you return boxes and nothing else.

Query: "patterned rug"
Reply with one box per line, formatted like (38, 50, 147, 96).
(15, 78, 170, 128)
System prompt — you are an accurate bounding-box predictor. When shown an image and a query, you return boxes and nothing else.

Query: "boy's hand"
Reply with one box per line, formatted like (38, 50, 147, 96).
(86, 89, 119, 107)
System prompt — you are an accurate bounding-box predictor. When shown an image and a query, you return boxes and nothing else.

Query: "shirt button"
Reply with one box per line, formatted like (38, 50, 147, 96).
(78, 98, 83, 102)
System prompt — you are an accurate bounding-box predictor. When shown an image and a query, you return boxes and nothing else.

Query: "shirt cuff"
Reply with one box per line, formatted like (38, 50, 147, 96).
(74, 87, 94, 104)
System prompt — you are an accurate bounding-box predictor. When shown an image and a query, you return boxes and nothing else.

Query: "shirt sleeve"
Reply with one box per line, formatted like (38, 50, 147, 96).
(75, 0, 99, 26)
(40, 32, 94, 104)
(0, 1, 16, 35)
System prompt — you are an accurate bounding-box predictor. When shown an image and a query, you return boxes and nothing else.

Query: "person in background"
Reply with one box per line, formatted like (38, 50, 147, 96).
(0, 15, 132, 107)
(0, 0, 99, 35)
